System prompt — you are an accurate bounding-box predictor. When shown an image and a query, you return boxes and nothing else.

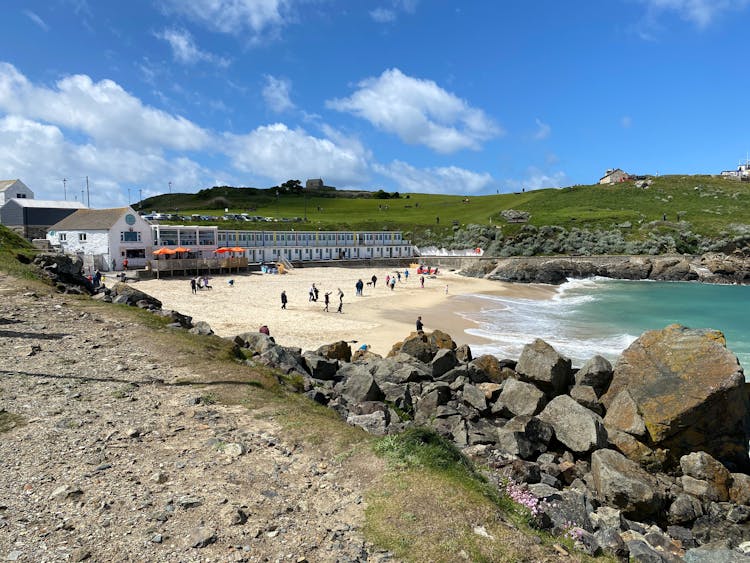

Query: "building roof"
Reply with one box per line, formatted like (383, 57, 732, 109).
(5, 198, 86, 209)
(50, 207, 131, 231)
(0, 179, 25, 192)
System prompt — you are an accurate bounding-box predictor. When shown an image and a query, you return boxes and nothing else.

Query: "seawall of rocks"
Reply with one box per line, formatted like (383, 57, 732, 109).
(232, 326, 750, 561)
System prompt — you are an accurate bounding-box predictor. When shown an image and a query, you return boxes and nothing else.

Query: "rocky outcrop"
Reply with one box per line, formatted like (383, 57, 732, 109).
(478, 252, 750, 285)
(33, 253, 94, 294)
(240, 325, 750, 561)
(110, 282, 163, 309)
(602, 325, 750, 471)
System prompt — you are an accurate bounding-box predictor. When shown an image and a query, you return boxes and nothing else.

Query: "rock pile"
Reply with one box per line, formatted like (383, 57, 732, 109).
(473, 252, 750, 285)
(236, 325, 750, 561)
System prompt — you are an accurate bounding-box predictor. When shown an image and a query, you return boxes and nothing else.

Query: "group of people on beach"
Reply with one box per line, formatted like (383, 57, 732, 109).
(281, 286, 344, 313)
(189, 276, 212, 294)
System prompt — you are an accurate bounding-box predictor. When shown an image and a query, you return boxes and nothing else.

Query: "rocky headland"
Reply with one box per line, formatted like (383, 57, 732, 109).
(461, 252, 750, 285)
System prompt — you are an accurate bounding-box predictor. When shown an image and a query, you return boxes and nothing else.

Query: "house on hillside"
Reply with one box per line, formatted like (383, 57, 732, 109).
(599, 169, 631, 184)
(721, 159, 750, 180)
(47, 207, 153, 273)
(1, 198, 87, 240)
(0, 179, 34, 206)
(305, 178, 335, 190)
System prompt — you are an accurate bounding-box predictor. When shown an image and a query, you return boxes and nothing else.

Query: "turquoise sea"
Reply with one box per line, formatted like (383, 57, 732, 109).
(462, 279, 750, 371)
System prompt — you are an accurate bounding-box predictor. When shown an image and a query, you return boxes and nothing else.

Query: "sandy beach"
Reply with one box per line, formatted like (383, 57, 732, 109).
(134, 266, 556, 356)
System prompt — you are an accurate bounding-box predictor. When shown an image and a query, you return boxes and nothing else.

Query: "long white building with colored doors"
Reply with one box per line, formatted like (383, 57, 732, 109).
(151, 225, 414, 263)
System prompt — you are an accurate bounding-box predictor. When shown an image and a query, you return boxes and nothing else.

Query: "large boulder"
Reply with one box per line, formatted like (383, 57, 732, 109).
(590, 449, 666, 519)
(495, 415, 553, 459)
(427, 329, 457, 351)
(389, 332, 438, 363)
(302, 353, 339, 380)
(537, 395, 608, 454)
(111, 282, 162, 309)
(574, 355, 613, 397)
(680, 451, 731, 502)
(431, 348, 458, 378)
(316, 340, 352, 362)
(339, 371, 384, 404)
(516, 339, 572, 396)
(467, 354, 510, 384)
(601, 325, 750, 471)
(370, 357, 430, 385)
(492, 378, 546, 417)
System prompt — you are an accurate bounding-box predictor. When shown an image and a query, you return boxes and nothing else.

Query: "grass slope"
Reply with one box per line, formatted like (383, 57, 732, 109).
(140, 176, 750, 244)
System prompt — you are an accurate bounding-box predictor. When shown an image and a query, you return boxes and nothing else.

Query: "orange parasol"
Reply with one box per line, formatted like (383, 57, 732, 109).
(228, 246, 245, 253)
(153, 247, 177, 255)
(173, 246, 191, 253)
(214, 247, 231, 254)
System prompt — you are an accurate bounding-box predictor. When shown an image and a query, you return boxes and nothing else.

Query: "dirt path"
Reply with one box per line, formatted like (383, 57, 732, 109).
(0, 277, 390, 562)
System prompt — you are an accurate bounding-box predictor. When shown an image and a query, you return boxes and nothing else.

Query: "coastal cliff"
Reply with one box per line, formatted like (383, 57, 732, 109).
(461, 252, 750, 285)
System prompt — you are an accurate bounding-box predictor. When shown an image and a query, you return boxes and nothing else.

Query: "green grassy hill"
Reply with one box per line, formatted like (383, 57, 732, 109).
(139, 175, 750, 251)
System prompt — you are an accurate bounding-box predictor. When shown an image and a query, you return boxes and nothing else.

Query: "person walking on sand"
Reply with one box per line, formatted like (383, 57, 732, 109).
(281, 290, 288, 309)
(416, 315, 424, 332)
(324, 291, 331, 312)
(313, 284, 319, 302)
(390, 276, 396, 291)
(397, 271, 401, 282)
(309, 284, 315, 302)
(420, 275, 425, 288)
(385, 274, 390, 288)
(190, 278, 197, 294)
(371, 274, 377, 288)
(337, 288, 344, 313)
(404, 269, 409, 282)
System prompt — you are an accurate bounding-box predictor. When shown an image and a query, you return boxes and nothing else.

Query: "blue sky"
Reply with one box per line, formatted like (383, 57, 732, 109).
(1, 0, 749, 208)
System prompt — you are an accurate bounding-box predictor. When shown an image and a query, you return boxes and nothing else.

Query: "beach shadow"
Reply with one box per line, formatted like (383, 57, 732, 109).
(0, 369, 266, 389)
(0, 329, 68, 340)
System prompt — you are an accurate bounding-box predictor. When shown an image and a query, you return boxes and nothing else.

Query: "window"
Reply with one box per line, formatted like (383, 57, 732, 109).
(16, 193, 26, 198)
(78, 233, 87, 241)
(59, 233, 67, 241)
(121, 231, 141, 242)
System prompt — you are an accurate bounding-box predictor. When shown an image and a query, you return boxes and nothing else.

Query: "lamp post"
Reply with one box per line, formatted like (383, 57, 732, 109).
(276, 189, 279, 218)
(304, 190, 307, 222)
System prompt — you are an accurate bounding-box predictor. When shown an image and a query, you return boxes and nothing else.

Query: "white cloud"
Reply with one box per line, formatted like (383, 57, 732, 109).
(0, 62, 211, 151)
(155, 28, 230, 67)
(0, 115, 211, 208)
(327, 68, 501, 153)
(224, 123, 370, 186)
(262, 75, 295, 113)
(375, 160, 494, 194)
(533, 118, 551, 140)
(504, 168, 567, 192)
(370, 8, 397, 23)
(639, 0, 749, 28)
(370, 0, 418, 22)
(24, 10, 50, 31)
(160, 0, 294, 38)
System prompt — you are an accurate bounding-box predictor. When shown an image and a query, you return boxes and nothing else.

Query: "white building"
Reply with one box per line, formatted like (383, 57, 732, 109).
(0, 179, 34, 207)
(150, 225, 413, 263)
(721, 159, 750, 179)
(47, 207, 153, 272)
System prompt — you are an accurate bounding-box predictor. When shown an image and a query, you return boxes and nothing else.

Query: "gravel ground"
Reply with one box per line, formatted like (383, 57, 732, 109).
(0, 276, 392, 563)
